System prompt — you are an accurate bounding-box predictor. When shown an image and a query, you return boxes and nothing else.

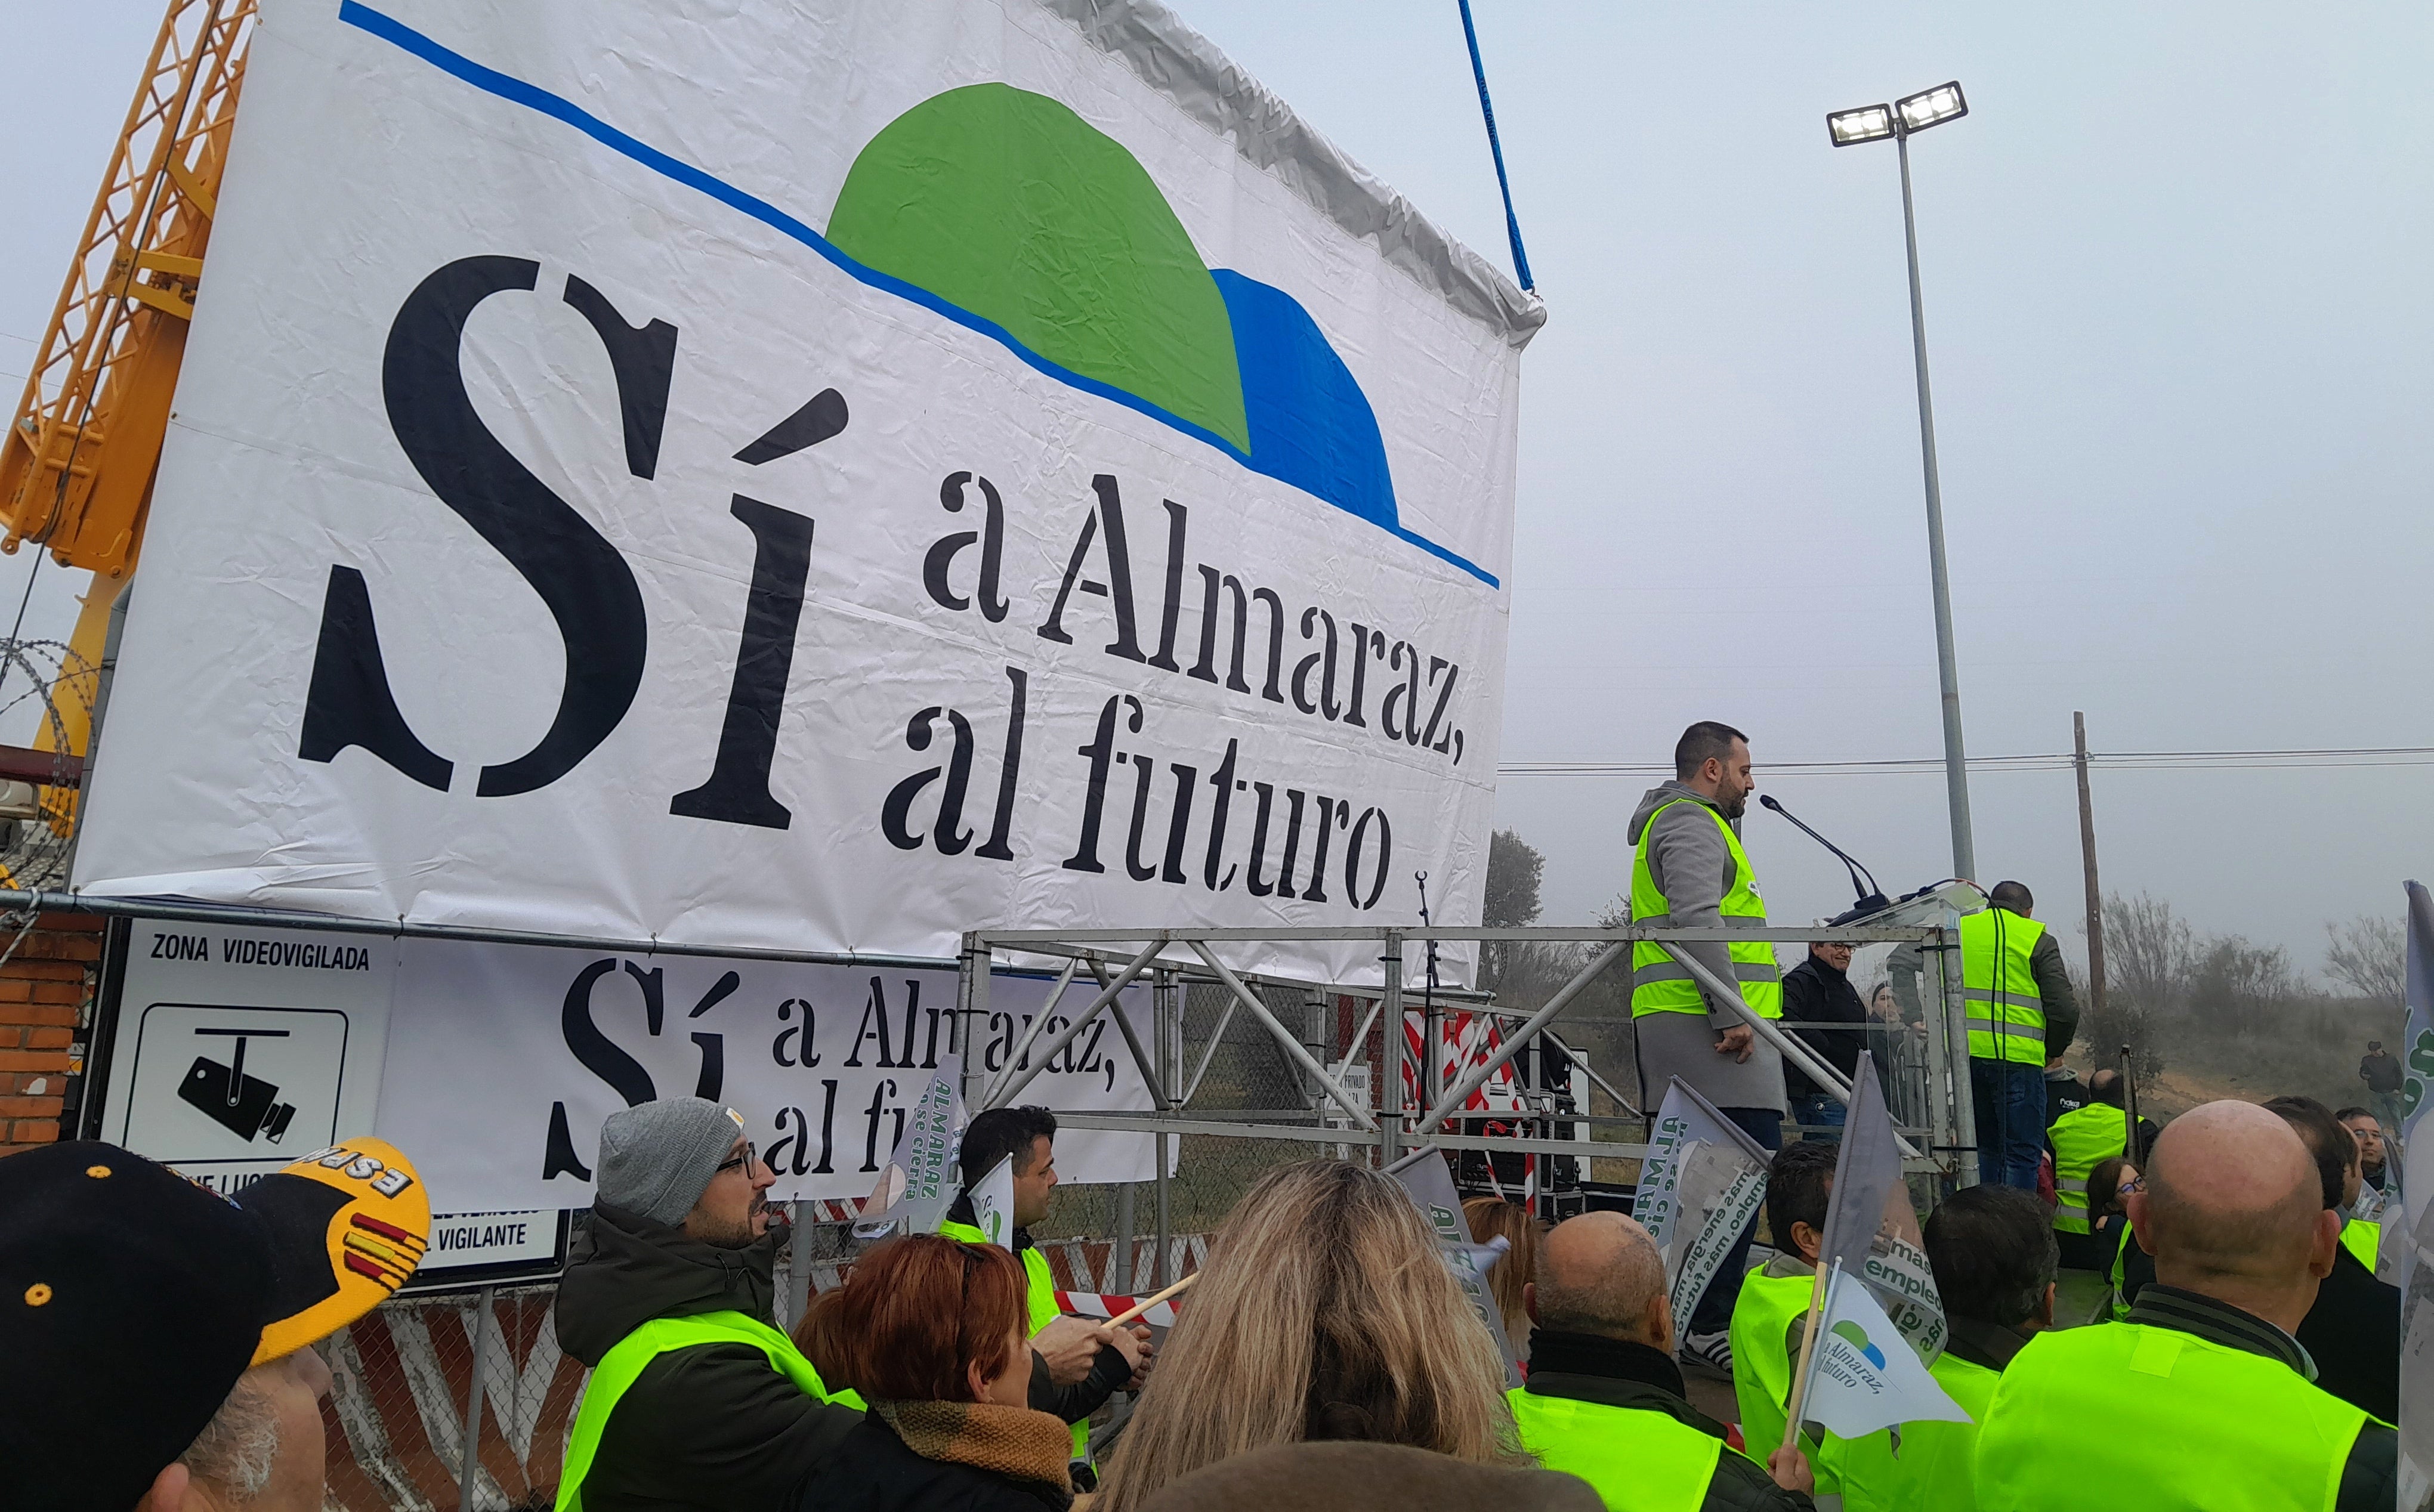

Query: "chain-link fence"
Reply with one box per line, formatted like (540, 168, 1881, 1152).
(319, 1284, 577, 1512)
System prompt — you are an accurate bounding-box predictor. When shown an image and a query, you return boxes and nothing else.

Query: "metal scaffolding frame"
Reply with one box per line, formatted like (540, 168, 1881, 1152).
(950, 890, 1982, 1269)
(12, 882, 1982, 1279)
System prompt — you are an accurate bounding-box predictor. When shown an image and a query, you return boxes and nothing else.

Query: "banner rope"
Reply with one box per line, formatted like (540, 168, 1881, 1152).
(1457, 0, 1535, 293)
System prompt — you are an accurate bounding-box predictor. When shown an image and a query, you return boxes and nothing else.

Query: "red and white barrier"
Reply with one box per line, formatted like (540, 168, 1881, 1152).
(1055, 1290, 1184, 1328)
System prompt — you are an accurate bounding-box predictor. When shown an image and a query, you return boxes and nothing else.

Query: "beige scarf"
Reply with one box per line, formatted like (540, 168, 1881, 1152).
(870, 1399, 1076, 1507)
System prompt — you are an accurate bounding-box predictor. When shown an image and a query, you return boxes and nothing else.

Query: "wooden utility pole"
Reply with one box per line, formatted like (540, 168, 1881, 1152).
(2074, 712, 2108, 1022)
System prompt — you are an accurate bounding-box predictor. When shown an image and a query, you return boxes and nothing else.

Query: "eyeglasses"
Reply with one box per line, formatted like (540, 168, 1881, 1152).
(715, 1142, 760, 1176)
(2117, 1177, 2144, 1196)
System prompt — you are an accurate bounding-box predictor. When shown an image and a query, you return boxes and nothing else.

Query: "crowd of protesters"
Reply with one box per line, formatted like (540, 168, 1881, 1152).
(6, 1068, 2413, 1512)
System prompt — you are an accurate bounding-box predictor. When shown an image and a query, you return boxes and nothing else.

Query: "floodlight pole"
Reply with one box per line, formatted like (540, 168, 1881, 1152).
(1894, 123, 1977, 884)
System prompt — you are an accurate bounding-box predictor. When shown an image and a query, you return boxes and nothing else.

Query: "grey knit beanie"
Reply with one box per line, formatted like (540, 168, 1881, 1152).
(595, 1097, 748, 1226)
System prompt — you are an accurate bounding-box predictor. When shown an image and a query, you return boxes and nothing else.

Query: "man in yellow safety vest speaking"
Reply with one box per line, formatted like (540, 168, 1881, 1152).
(1974, 1100, 2396, 1511)
(555, 1097, 863, 1512)
(1956, 880, 2078, 1192)
(1627, 719, 1784, 1372)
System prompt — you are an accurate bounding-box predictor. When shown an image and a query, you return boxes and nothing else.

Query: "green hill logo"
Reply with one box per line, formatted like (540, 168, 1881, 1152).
(1832, 1319, 1888, 1369)
(339, 5, 1493, 584)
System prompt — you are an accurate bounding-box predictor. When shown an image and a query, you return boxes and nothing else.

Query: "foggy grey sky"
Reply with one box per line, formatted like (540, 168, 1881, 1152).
(7, 4, 2430, 976)
(1179, 0, 2434, 974)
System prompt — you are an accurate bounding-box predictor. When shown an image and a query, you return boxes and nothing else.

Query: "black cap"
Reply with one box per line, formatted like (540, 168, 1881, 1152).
(0, 1136, 429, 1511)
(1, 1142, 279, 1512)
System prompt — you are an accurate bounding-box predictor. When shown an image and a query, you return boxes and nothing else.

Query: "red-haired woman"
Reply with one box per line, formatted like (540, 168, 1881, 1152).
(786, 1233, 1076, 1510)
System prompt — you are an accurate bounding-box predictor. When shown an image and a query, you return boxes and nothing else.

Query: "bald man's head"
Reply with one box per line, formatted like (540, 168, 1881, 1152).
(1536, 1212, 1667, 1343)
(2141, 1101, 2324, 1288)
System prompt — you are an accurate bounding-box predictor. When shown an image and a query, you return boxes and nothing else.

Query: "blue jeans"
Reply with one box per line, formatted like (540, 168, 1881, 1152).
(1790, 1094, 1847, 1142)
(1972, 1059, 2047, 1191)
(1688, 1107, 1784, 1336)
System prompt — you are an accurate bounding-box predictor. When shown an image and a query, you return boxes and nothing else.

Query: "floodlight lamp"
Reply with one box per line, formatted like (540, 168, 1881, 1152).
(1896, 81, 1967, 133)
(1827, 104, 1896, 147)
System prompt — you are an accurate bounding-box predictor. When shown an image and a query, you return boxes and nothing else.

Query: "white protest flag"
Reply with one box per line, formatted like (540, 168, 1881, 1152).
(1630, 1076, 1774, 1328)
(2392, 882, 2434, 1507)
(1798, 1261, 1970, 1444)
(966, 1154, 1018, 1247)
(852, 1054, 963, 1239)
(1814, 1056, 1946, 1361)
(1391, 1151, 1525, 1388)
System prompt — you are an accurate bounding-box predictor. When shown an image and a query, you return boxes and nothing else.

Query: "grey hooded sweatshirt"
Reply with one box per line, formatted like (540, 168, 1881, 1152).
(1626, 781, 1787, 1114)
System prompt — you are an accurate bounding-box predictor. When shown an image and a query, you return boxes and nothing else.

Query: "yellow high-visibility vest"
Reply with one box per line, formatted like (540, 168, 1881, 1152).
(2050, 1103, 2127, 1235)
(2341, 1219, 2380, 1272)
(1629, 799, 1781, 1021)
(556, 1310, 861, 1512)
(1727, 1267, 1816, 1460)
(1975, 1322, 2371, 1511)
(1959, 908, 2047, 1065)
(1507, 1387, 1722, 1511)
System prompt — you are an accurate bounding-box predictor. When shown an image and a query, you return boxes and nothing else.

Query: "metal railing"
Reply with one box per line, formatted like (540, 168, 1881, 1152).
(946, 890, 1983, 1263)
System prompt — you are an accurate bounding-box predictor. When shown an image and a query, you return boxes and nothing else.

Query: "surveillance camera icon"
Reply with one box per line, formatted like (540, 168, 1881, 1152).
(176, 1026, 297, 1143)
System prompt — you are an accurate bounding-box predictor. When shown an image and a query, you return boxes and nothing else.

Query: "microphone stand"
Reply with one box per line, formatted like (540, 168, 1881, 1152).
(1758, 793, 1889, 914)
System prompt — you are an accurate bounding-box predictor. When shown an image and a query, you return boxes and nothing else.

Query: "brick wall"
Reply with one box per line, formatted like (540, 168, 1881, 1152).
(0, 911, 106, 1154)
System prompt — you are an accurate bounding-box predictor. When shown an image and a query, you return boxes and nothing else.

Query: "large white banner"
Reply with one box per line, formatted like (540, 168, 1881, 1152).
(100, 917, 1158, 1214)
(73, 0, 1539, 987)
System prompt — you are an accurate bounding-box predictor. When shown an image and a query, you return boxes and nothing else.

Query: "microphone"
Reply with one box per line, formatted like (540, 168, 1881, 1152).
(1757, 794, 1889, 916)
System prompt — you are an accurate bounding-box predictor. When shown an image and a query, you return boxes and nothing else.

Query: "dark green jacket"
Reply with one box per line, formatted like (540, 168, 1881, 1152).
(554, 1204, 860, 1512)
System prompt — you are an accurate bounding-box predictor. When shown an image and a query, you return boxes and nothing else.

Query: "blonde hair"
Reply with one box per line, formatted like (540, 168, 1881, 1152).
(1090, 1160, 1522, 1512)
(1462, 1196, 1544, 1358)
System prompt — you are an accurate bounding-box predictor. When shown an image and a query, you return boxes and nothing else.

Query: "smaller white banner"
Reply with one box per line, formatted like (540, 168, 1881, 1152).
(101, 915, 1159, 1216)
(375, 941, 1160, 1213)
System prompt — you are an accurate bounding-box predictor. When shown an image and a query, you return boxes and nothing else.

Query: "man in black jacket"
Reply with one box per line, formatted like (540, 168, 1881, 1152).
(1779, 939, 1873, 1139)
(555, 1097, 862, 1512)
(1509, 1211, 1815, 1510)
(2266, 1095, 2400, 1423)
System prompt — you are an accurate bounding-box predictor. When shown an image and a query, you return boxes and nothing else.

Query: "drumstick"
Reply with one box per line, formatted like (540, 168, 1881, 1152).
(1104, 1271, 1197, 1328)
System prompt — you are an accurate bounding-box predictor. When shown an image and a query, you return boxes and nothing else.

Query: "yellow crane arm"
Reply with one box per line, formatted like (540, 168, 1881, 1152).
(0, 0, 254, 792)
(1, 0, 255, 579)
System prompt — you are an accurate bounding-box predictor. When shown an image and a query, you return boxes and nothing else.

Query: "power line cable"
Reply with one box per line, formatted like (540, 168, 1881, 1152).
(1500, 746, 2434, 777)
